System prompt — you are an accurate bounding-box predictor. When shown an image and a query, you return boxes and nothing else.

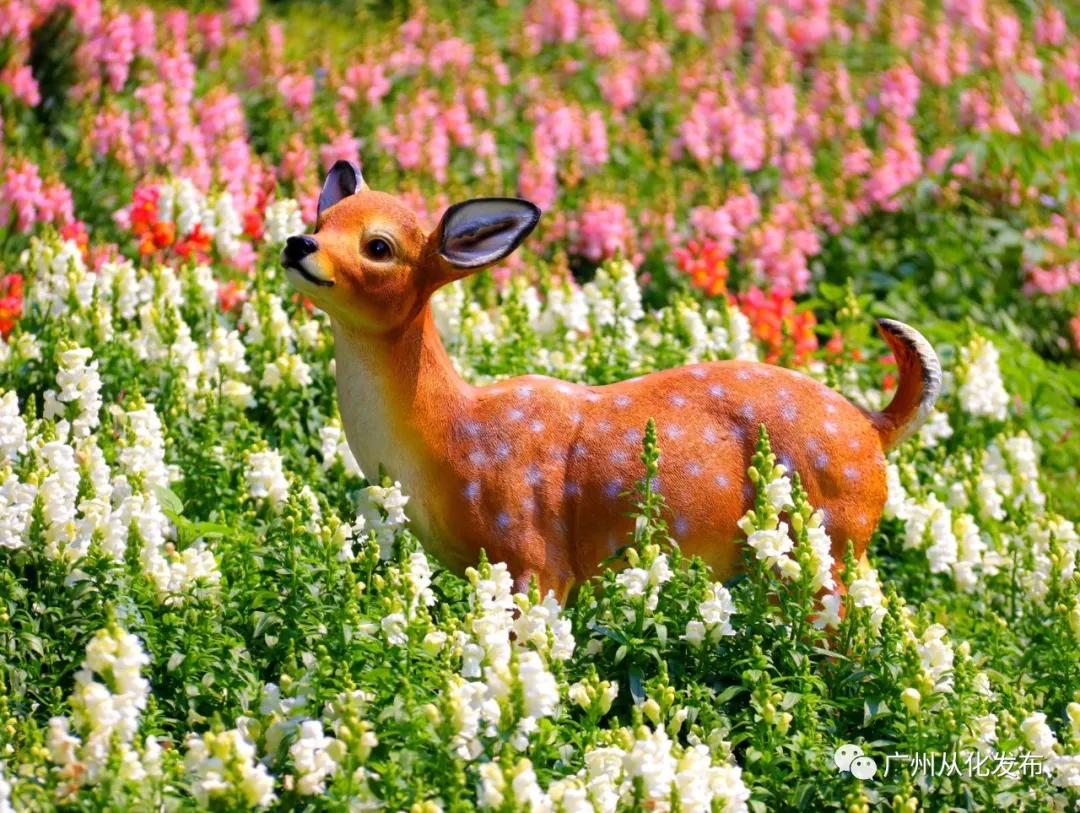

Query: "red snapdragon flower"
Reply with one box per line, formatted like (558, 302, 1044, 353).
(0, 274, 24, 338)
(738, 286, 819, 365)
(674, 239, 729, 297)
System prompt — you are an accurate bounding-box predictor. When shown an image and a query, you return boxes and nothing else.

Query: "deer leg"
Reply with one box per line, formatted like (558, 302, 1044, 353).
(512, 568, 572, 605)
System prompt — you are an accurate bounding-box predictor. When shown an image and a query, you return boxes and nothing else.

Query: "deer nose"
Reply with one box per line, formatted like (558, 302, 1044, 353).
(283, 235, 319, 265)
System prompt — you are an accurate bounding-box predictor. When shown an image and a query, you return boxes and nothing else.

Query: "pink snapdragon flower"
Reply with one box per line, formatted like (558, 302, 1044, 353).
(574, 200, 637, 263)
(102, 12, 135, 91)
(320, 132, 362, 172)
(878, 64, 920, 120)
(229, 0, 260, 27)
(277, 73, 315, 114)
(2, 160, 43, 232)
(2, 65, 40, 107)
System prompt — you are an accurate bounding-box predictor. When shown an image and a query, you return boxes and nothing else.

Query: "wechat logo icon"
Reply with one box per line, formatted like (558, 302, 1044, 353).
(834, 744, 878, 780)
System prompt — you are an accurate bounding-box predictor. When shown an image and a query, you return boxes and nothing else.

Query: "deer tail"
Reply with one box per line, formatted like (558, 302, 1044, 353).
(870, 319, 942, 452)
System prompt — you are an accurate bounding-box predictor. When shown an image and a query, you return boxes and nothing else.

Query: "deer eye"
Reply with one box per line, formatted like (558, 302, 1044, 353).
(365, 237, 392, 261)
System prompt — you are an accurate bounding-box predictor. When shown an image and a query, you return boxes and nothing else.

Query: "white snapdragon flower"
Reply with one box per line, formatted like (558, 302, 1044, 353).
(48, 626, 152, 783)
(918, 409, 953, 447)
(883, 462, 913, 521)
(903, 493, 957, 574)
(0, 390, 28, 460)
(263, 198, 305, 246)
(916, 623, 954, 694)
(0, 468, 35, 550)
(207, 327, 250, 377)
(246, 448, 290, 508)
(957, 336, 1009, 421)
(358, 480, 410, 560)
(804, 512, 836, 592)
(684, 583, 737, 646)
(1004, 433, 1044, 511)
(746, 524, 793, 565)
(952, 513, 985, 592)
(319, 419, 362, 477)
(289, 720, 343, 795)
(765, 470, 793, 512)
(381, 613, 408, 646)
(184, 728, 276, 809)
(118, 404, 171, 492)
(615, 567, 649, 597)
(222, 380, 256, 408)
(172, 178, 204, 236)
(849, 564, 887, 629)
(47, 346, 102, 439)
(212, 193, 244, 258)
(38, 439, 81, 560)
(260, 354, 312, 389)
(1021, 712, 1058, 758)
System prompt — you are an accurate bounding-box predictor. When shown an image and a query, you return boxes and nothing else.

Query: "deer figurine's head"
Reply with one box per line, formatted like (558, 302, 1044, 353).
(281, 160, 541, 333)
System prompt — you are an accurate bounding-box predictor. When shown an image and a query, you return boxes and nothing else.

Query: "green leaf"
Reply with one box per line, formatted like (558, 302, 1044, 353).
(153, 485, 184, 516)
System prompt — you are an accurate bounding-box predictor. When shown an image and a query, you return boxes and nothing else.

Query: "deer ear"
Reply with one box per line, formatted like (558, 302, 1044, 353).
(437, 198, 541, 269)
(317, 160, 364, 220)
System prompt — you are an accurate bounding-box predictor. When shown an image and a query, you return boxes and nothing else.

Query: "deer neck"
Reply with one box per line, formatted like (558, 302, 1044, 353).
(331, 306, 470, 490)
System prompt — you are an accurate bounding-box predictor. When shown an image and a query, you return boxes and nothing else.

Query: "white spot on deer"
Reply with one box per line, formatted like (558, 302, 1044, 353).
(823, 420, 838, 436)
(814, 452, 829, 470)
(508, 408, 524, 422)
(530, 420, 544, 433)
(597, 420, 612, 433)
(469, 449, 487, 466)
(736, 369, 751, 380)
(624, 428, 643, 445)
(709, 384, 726, 398)
(704, 426, 718, 443)
(614, 395, 632, 408)
(523, 495, 536, 511)
(604, 480, 621, 498)
(585, 392, 601, 403)
(496, 512, 511, 529)
(675, 515, 690, 536)
(715, 473, 730, 489)
(781, 403, 797, 421)
(463, 420, 482, 437)
(690, 367, 707, 379)
(517, 386, 534, 399)
(464, 481, 480, 501)
(670, 393, 687, 407)
(664, 424, 684, 440)
(824, 403, 838, 415)
(555, 383, 575, 395)
(572, 442, 588, 457)
(739, 404, 756, 421)
(843, 465, 859, 481)
(525, 464, 542, 486)
(565, 483, 582, 497)
(686, 462, 702, 476)
(742, 482, 754, 501)
(495, 442, 512, 461)
(611, 449, 628, 464)
(848, 437, 861, 451)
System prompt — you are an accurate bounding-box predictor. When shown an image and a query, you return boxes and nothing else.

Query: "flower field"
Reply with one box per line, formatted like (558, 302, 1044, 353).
(2, 0, 1080, 809)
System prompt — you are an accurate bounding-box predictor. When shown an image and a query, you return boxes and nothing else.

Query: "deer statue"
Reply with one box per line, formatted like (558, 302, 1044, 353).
(283, 161, 941, 604)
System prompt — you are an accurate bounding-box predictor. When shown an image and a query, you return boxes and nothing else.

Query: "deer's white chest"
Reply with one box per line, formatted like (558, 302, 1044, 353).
(332, 346, 439, 541)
